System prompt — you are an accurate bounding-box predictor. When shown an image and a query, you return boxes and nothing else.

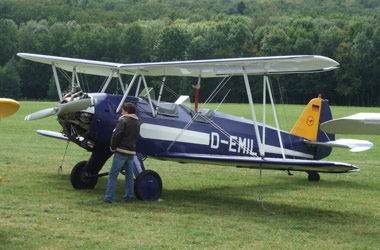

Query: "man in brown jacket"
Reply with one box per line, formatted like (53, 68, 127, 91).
(102, 102, 140, 203)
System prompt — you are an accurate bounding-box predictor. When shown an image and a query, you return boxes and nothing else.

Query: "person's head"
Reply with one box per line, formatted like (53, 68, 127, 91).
(122, 102, 136, 114)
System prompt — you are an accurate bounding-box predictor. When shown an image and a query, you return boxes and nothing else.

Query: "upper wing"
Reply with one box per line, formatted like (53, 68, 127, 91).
(17, 53, 339, 78)
(320, 113, 380, 135)
(120, 55, 339, 77)
(18, 53, 125, 77)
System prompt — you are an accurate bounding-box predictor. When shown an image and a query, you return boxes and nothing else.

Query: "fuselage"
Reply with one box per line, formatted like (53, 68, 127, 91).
(68, 93, 316, 162)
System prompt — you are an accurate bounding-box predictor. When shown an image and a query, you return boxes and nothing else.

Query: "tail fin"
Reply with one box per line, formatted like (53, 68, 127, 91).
(290, 95, 333, 142)
(290, 95, 334, 159)
(291, 96, 323, 141)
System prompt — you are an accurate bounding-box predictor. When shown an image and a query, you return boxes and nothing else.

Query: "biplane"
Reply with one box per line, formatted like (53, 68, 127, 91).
(17, 53, 373, 200)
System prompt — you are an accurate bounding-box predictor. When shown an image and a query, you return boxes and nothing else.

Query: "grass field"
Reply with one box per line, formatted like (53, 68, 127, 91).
(1, 101, 380, 249)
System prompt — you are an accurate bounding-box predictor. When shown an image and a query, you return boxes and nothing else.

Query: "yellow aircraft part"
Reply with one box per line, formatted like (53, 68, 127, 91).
(290, 97, 322, 141)
(0, 98, 20, 119)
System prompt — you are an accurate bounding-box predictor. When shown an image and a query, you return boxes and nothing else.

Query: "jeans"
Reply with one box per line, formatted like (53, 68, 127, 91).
(104, 152, 134, 202)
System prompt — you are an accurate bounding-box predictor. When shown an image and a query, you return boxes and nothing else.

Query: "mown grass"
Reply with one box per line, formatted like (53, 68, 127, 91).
(1, 101, 380, 249)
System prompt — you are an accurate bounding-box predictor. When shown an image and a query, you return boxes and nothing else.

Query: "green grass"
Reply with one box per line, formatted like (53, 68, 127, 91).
(1, 101, 380, 249)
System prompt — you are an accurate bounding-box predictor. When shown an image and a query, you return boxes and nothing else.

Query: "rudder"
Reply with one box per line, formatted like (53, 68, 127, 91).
(290, 95, 334, 159)
(290, 95, 324, 141)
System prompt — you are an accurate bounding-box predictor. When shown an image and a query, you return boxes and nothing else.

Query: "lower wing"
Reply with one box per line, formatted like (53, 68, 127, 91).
(153, 152, 359, 173)
(36, 130, 68, 140)
(35, 130, 361, 173)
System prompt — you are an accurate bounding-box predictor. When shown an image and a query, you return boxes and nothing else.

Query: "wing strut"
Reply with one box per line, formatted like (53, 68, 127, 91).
(117, 72, 156, 117)
(134, 76, 142, 97)
(52, 64, 63, 101)
(193, 77, 201, 112)
(117, 71, 139, 112)
(71, 67, 82, 93)
(155, 76, 166, 115)
(100, 70, 126, 94)
(263, 76, 286, 159)
(118, 72, 126, 93)
(242, 67, 263, 157)
(141, 74, 156, 117)
(100, 70, 115, 93)
(242, 69, 286, 159)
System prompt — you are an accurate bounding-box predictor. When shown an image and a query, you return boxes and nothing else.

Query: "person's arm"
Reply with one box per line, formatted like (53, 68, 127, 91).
(110, 119, 124, 151)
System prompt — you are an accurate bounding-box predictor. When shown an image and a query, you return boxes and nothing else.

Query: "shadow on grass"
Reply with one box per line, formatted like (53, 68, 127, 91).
(152, 182, 380, 237)
(40, 172, 378, 226)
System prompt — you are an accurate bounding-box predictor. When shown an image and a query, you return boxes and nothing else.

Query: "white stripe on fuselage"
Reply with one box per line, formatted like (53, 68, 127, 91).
(140, 123, 313, 159)
(140, 123, 210, 145)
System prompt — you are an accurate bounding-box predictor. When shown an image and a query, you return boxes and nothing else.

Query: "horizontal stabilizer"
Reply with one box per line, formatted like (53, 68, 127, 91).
(36, 130, 68, 140)
(306, 139, 373, 152)
(320, 113, 380, 135)
(154, 153, 359, 173)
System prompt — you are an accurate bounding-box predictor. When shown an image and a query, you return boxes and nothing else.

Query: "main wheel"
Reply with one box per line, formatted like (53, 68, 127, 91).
(308, 172, 320, 182)
(70, 161, 98, 189)
(134, 170, 162, 201)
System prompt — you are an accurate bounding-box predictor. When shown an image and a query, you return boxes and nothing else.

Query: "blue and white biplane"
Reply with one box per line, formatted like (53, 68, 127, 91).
(18, 53, 373, 200)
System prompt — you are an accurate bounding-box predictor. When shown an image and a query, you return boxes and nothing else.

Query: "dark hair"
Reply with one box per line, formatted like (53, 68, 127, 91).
(122, 102, 136, 114)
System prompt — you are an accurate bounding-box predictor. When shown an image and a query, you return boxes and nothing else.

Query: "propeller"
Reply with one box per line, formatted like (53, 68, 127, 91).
(25, 97, 97, 121)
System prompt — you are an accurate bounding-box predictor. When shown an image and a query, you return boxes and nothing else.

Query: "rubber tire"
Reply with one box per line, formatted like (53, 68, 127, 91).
(70, 161, 98, 189)
(134, 170, 162, 201)
(308, 172, 320, 182)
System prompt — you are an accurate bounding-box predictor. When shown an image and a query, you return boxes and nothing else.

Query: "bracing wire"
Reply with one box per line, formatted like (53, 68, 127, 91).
(57, 67, 72, 93)
(82, 73, 90, 93)
(201, 75, 232, 108)
(274, 77, 297, 159)
(215, 89, 231, 111)
(98, 75, 109, 93)
(163, 84, 180, 100)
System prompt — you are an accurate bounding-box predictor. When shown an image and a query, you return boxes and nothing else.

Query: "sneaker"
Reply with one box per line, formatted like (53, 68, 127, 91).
(123, 198, 133, 203)
(101, 199, 112, 204)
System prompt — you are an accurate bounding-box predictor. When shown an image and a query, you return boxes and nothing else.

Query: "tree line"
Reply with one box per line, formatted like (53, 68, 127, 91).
(1, 0, 380, 106)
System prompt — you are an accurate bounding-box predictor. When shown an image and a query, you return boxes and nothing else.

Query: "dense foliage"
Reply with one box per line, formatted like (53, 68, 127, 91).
(1, 0, 380, 105)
